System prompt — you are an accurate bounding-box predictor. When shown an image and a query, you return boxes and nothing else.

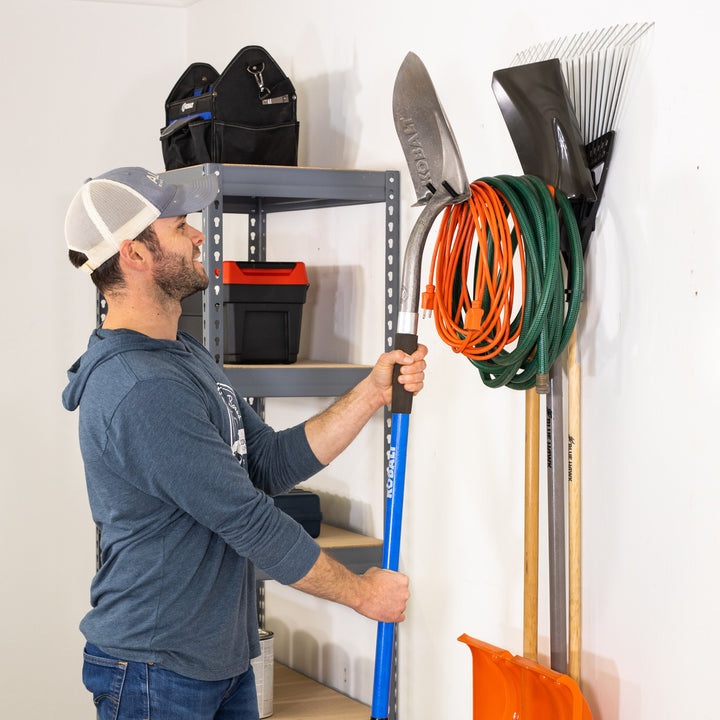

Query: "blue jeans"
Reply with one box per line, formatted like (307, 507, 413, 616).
(82, 643, 260, 720)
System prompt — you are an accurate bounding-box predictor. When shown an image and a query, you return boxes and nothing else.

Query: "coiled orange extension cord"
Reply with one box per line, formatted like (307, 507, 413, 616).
(424, 179, 527, 360)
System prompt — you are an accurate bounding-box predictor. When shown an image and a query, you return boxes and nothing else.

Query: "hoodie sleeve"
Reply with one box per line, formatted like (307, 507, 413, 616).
(238, 401, 326, 496)
(101, 377, 320, 584)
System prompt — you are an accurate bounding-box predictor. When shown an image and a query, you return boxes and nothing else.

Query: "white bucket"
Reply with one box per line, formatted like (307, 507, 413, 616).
(251, 629, 274, 718)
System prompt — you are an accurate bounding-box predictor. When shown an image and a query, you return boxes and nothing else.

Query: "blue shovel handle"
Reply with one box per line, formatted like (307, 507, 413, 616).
(371, 413, 409, 719)
(371, 333, 417, 720)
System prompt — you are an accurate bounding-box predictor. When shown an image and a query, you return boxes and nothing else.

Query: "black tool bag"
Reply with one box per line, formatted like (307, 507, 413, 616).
(160, 46, 298, 170)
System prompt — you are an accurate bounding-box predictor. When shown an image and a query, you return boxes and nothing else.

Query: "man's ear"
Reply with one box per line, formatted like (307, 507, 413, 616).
(118, 238, 150, 270)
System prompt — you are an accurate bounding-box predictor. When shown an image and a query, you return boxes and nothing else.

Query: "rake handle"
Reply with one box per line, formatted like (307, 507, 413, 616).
(523, 388, 540, 662)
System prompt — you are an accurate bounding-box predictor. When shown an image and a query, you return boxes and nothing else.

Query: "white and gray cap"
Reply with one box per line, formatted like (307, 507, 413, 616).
(65, 166, 219, 274)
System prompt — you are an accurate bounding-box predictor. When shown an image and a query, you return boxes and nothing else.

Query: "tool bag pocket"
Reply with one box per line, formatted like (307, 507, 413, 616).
(160, 47, 298, 170)
(161, 117, 213, 168)
(214, 120, 299, 166)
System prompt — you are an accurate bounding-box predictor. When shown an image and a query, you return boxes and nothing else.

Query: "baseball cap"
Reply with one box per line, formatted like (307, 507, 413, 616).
(65, 167, 219, 274)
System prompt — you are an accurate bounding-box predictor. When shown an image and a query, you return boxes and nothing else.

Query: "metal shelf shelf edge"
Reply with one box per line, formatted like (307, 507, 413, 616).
(223, 364, 371, 398)
(162, 164, 389, 213)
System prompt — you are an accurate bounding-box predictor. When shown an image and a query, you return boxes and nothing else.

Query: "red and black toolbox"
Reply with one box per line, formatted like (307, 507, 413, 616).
(179, 261, 309, 363)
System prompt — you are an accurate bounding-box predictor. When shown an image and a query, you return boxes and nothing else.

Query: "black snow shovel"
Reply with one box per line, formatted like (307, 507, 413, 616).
(370, 51, 470, 720)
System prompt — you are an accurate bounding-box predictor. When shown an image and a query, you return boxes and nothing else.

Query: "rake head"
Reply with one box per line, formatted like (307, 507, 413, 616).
(508, 22, 654, 257)
(512, 22, 655, 146)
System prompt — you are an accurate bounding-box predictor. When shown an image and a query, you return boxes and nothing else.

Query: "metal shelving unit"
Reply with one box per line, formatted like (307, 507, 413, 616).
(163, 164, 399, 399)
(161, 163, 401, 719)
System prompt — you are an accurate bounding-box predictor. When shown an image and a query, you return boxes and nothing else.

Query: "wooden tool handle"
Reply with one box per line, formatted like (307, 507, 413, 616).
(523, 387, 540, 662)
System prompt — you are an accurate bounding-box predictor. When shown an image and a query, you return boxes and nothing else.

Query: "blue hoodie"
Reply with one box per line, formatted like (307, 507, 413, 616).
(62, 328, 323, 681)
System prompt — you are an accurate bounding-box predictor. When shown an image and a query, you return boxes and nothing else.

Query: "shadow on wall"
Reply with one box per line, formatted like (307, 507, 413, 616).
(300, 265, 365, 363)
(315, 492, 374, 536)
(581, 650, 621, 720)
(270, 621, 365, 699)
(295, 64, 363, 169)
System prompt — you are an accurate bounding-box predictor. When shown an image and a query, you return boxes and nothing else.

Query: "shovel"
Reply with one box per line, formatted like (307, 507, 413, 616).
(458, 634, 592, 719)
(370, 51, 470, 720)
(492, 59, 594, 676)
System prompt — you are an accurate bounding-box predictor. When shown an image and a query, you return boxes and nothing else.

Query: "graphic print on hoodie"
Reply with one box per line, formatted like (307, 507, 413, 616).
(217, 382, 248, 463)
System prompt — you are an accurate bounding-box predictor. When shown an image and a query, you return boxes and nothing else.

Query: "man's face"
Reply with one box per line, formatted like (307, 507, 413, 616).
(149, 215, 209, 301)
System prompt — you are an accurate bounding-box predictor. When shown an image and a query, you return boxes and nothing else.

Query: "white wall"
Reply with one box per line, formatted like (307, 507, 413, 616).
(2, 0, 717, 719)
(0, 1, 185, 717)
(186, 3, 720, 720)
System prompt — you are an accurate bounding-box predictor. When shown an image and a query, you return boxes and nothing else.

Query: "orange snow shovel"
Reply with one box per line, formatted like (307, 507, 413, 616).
(456, 391, 591, 720)
(458, 634, 592, 720)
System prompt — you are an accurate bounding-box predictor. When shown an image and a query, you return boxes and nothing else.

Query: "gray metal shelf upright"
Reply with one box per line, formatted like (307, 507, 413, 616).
(161, 166, 401, 718)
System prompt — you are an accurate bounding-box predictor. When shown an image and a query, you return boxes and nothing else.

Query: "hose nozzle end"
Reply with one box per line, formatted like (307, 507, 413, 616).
(535, 373, 550, 394)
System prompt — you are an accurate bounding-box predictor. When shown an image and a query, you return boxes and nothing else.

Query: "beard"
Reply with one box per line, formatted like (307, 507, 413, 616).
(152, 250, 209, 302)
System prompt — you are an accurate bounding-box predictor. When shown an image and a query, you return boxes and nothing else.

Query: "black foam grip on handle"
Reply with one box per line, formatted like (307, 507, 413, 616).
(391, 333, 418, 415)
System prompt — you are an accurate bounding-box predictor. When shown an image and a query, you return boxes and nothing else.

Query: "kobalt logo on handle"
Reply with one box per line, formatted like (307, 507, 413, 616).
(398, 117, 432, 186)
(387, 447, 396, 499)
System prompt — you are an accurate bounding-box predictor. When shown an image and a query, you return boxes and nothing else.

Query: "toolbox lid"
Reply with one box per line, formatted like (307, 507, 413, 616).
(224, 261, 307, 286)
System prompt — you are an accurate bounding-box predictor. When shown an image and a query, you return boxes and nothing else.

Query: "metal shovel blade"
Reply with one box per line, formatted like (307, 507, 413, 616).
(492, 60, 596, 201)
(393, 52, 470, 206)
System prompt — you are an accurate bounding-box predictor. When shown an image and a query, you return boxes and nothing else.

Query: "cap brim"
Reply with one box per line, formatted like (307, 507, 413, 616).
(159, 174, 219, 218)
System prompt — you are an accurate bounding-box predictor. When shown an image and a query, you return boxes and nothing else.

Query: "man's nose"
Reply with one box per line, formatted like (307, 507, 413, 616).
(191, 226, 205, 246)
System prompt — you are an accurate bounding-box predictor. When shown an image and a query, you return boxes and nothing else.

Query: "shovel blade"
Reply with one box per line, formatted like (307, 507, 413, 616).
(393, 52, 470, 206)
(492, 60, 596, 201)
(459, 634, 593, 720)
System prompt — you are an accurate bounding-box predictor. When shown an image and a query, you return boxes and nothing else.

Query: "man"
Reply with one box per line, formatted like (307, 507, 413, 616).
(62, 167, 427, 719)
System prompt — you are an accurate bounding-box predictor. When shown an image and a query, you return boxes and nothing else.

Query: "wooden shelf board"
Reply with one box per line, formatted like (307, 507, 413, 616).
(316, 523, 382, 549)
(272, 662, 368, 719)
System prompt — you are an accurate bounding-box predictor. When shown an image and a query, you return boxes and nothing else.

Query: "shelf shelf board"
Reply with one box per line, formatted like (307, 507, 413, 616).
(318, 523, 382, 574)
(224, 360, 372, 398)
(316, 523, 382, 549)
(162, 164, 390, 214)
(273, 662, 368, 719)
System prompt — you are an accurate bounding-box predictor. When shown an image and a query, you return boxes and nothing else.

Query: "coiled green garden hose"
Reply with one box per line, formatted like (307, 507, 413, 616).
(423, 174, 583, 390)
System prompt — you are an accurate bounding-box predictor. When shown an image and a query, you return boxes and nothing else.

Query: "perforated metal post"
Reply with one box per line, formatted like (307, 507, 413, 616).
(247, 197, 267, 421)
(384, 171, 401, 470)
(249, 197, 267, 263)
(201, 164, 224, 365)
(249, 195, 268, 622)
(384, 170, 401, 720)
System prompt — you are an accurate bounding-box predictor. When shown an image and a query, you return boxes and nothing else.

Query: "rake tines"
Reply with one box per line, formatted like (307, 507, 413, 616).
(513, 22, 654, 145)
